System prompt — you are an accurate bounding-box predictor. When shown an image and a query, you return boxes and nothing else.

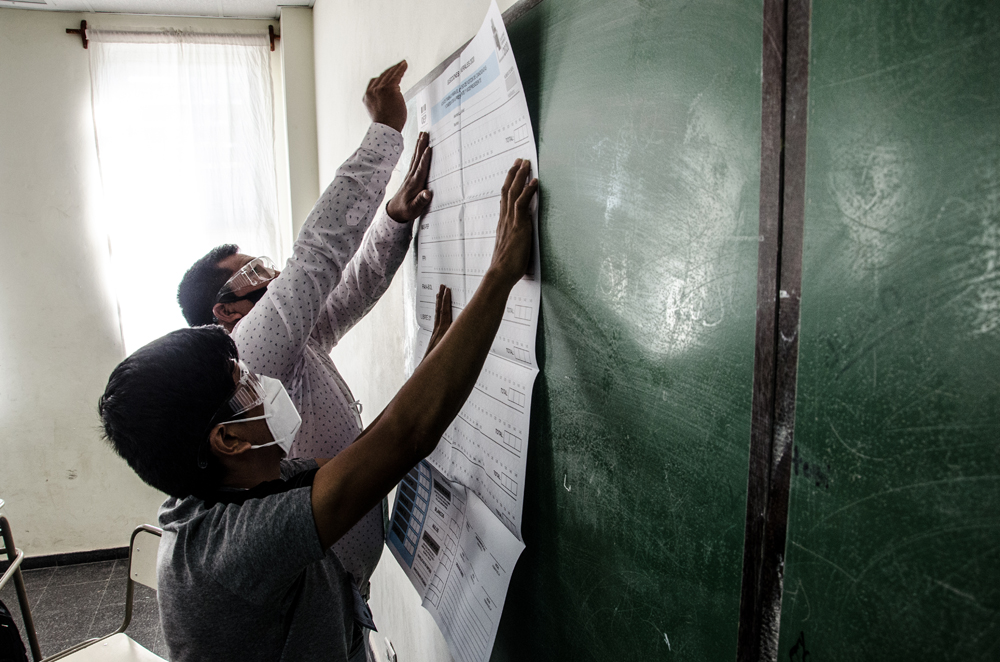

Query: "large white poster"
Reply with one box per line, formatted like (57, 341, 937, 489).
(388, 3, 540, 661)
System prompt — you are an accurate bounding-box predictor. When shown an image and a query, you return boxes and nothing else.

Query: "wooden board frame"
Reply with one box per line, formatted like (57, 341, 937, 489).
(737, 0, 810, 660)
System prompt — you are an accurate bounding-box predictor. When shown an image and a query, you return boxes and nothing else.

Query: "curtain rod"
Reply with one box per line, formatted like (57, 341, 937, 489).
(65, 21, 280, 51)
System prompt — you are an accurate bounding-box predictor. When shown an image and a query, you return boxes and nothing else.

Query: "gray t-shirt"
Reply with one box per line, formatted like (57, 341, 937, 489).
(157, 459, 364, 661)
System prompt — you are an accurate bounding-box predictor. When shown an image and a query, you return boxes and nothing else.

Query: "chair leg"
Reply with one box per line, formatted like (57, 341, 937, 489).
(0, 517, 42, 661)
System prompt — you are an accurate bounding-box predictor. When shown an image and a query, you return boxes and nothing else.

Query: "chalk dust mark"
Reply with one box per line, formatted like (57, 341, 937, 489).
(563, 474, 572, 492)
(933, 579, 978, 604)
(873, 347, 877, 388)
(829, 421, 884, 461)
(789, 540, 858, 582)
(789, 579, 812, 622)
(970, 198, 1000, 336)
(663, 632, 671, 651)
(807, 475, 1000, 534)
(830, 140, 911, 279)
(832, 524, 1000, 617)
(817, 34, 987, 89)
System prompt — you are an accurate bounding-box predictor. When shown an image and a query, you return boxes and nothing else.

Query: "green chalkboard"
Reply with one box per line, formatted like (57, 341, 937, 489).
(778, 1, 1000, 659)
(493, 0, 764, 658)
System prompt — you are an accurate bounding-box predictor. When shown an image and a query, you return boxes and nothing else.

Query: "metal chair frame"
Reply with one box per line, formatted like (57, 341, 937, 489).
(42, 525, 163, 662)
(0, 513, 43, 661)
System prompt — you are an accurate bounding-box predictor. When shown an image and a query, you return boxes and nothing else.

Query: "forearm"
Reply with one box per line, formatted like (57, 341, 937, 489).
(387, 271, 511, 451)
(234, 125, 401, 377)
(313, 210, 413, 352)
(310, 269, 514, 548)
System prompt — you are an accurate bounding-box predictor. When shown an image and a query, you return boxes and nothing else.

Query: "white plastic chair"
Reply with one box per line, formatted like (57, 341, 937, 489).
(43, 525, 166, 662)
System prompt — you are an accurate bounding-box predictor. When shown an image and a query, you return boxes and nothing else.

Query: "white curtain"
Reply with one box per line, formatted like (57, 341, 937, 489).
(89, 29, 285, 354)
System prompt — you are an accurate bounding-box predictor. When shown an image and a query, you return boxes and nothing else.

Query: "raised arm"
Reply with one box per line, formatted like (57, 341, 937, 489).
(234, 63, 410, 380)
(312, 133, 433, 353)
(310, 159, 538, 548)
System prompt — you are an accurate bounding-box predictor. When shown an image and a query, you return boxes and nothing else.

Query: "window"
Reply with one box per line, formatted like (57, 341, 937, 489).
(89, 30, 286, 353)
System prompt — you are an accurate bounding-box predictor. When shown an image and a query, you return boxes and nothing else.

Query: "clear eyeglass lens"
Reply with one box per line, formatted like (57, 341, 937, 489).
(220, 256, 278, 298)
(224, 361, 266, 419)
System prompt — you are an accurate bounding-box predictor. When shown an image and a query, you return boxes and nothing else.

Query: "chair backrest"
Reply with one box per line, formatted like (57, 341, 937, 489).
(129, 525, 162, 591)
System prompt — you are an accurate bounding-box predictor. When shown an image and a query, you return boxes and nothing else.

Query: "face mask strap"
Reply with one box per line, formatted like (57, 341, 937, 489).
(218, 413, 271, 426)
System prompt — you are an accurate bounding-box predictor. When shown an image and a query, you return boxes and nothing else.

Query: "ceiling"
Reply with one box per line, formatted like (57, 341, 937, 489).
(0, 0, 312, 19)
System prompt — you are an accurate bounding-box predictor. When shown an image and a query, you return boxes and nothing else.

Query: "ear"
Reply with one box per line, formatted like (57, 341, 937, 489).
(212, 302, 244, 326)
(208, 423, 252, 458)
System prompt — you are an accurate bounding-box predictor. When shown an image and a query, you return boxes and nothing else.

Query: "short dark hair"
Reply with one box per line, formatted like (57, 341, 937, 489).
(177, 244, 240, 326)
(99, 325, 238, 498)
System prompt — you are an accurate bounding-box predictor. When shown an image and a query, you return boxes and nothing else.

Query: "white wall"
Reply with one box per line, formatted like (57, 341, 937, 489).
(310, 2, 516, 659)
(0, 8, 289, 556)
(279, 6, 320, 238)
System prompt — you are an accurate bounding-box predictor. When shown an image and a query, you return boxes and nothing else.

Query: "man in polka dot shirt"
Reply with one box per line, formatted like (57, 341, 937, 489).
(177, 62, 433, 599)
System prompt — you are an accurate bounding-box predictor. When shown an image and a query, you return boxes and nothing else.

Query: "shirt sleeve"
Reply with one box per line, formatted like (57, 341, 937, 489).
(234, 124, 404, 381)
(311, 209, 414, 353)
(279, 458, 319, 479)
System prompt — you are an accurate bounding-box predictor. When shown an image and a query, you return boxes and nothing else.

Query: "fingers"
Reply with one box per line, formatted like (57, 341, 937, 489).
(407, 132, 429, 176)
(375, 60, 407, 87)
(366, 60, 407, 107)
(499, 159, 522, 218)
(507, 159, 532, 208)
(385, 60, 407, 85)
(515, 177, 539, 214)
(442, 286, 452, 324)
(412, 138, 432, 186)
(435, 284, 444, 324)
(414, 189, 434, 213)
(432, 285, 453, 332)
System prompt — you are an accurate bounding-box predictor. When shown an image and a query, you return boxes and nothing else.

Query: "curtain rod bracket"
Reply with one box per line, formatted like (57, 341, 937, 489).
(64, 21, 277, 52)
(66, 20, 88, 49)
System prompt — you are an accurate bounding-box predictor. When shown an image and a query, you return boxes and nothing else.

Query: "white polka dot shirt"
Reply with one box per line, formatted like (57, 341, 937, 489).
(232, 123, 412, 589)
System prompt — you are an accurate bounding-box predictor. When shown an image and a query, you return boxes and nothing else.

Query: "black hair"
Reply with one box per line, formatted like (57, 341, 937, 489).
(177, 244, 240, 326)
(98, 325, 238, 498)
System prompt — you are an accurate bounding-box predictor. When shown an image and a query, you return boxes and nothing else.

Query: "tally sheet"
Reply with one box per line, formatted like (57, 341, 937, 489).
(387, 3, 539, 660)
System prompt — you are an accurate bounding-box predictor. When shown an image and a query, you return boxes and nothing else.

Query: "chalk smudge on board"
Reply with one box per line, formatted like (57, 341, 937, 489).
(969, 184, 1000, 336)
(829, 138, 912, 279)
(590, 90, 751, 357)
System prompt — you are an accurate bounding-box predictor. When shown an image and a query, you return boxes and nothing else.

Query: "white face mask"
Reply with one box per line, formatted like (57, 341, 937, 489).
(220, 375, 301, 456)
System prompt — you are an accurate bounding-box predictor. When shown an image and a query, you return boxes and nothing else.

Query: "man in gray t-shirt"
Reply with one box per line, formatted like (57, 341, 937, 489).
(98, 114, 539, 659)
(157, 458, 366, 660)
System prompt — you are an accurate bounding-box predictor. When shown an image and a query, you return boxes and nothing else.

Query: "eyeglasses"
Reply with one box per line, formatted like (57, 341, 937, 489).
(217, 256, 279, 303)
(208, 360, 267, 427)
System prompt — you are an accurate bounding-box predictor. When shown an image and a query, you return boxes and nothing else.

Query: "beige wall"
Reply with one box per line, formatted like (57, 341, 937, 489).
(310, 1, 517, 659)
(279, 6, 320, 238)
(0, 8, 289, 556)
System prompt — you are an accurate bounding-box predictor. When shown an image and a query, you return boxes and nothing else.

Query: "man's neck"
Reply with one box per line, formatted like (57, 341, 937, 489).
(220, 455, 282, 489)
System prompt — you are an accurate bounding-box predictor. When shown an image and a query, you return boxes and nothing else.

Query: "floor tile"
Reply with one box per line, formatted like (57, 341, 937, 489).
(32, 580, 107, 647)
(99, 574, 128, 608)
(110, 558, 129, 581)
(19, 567, 55, 593)
(49, 560, 115, 587)
(40, 638, 90, 659)
(36, 577, 107, 614)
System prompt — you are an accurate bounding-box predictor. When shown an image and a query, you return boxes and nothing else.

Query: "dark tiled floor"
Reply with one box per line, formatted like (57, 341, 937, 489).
(0, 558, 168, 659)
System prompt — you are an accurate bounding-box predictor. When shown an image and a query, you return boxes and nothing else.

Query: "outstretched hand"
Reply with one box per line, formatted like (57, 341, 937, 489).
(364, 61, 408, 132)
(387, 132, 433, 223)
(423, 285, 453, 358)
(489, 159, 538, 288)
